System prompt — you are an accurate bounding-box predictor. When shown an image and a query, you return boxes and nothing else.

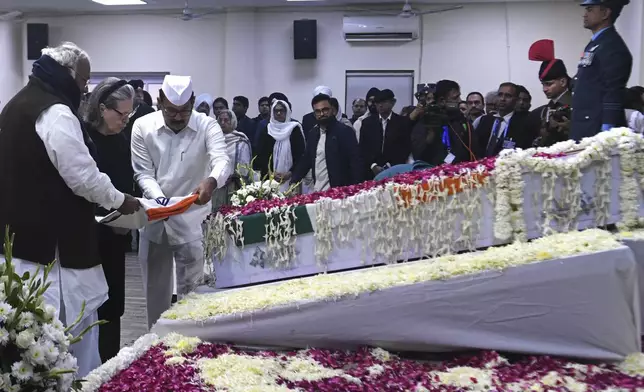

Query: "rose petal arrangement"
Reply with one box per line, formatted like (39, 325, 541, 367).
(83, 332, 644, 392)
(169, 229, 619, 321)
(204, 128, 644, 273)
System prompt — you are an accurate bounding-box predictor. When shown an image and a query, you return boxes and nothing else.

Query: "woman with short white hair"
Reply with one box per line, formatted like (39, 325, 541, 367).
(82, 77, 138, 362)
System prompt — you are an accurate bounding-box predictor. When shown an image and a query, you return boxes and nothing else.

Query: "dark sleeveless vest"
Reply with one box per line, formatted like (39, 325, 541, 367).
(0, 78, 101, 269)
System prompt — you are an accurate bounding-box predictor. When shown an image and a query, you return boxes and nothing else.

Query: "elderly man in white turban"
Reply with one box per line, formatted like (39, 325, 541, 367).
(131, 75, 231, 328)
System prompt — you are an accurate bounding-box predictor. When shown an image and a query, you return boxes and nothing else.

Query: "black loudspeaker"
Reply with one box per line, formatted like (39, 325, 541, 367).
(27, 24, 49, 60)
(293, 19, 317, 60)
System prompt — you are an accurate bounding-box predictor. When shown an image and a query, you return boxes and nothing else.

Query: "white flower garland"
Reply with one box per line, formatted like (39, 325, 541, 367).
(163, 229, 619, 321)
(494, 128, 644, 241)
(264, 205, 298, 269)
(81, 333, 160, 392)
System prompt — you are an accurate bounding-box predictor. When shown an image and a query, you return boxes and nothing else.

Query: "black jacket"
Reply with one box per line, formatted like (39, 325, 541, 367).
(571, 26, 632, 140)
(254, 122, 306, 178)
(475, 112, 531, 157)
(292, 120, 363, 188)
(302, 112, 317, 141)
(411, 111, 479, 165)
(526, 91, 573, 147)
(359, 112, 413, 180)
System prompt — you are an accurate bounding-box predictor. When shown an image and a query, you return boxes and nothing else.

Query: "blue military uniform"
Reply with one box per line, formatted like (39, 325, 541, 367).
(571, 0, 632, 141)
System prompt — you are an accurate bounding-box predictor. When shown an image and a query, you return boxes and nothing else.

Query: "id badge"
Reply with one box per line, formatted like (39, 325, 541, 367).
(502, 139, 516, 150)
(444, 152, 456, 164)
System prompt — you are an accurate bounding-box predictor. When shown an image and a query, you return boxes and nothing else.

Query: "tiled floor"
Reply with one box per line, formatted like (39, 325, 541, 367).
(120, 253, 148, 348)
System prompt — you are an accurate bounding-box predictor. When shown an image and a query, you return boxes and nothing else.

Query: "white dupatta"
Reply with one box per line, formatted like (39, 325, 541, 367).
(268, 100, 304, 174)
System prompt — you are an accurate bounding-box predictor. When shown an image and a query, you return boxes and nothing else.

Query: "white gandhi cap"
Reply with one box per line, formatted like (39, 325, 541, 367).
(161, 75, 193, 106)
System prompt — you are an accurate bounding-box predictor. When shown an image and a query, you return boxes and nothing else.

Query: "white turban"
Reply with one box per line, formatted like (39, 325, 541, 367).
(313, 85, 332, 97)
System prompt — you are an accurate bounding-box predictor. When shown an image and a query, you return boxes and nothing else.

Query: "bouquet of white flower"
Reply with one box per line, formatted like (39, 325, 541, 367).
(229, 179, 287, 207)
(229, 157, 300, 207)
(0, 229, 100, 391)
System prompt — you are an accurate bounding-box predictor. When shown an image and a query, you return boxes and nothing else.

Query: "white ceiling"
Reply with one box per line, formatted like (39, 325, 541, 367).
(0, 0, 578, 15)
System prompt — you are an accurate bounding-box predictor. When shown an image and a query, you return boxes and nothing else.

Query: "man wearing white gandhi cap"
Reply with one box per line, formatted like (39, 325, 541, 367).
(131, 75, 231, 327)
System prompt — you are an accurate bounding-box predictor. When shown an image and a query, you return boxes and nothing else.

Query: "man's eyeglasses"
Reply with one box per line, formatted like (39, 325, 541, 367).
(313, 107, 331, 116)
(112, 106, 137, 120)
(68, 67, 89, 88)
(161, 105, 193, 117)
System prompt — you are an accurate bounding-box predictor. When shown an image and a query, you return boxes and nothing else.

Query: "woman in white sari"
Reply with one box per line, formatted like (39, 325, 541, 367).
(255, 100, 306, 191)
(211, 109, 252, 211)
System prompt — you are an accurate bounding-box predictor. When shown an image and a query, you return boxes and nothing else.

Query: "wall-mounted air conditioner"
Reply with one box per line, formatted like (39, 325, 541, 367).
(342, 15, 419, 42)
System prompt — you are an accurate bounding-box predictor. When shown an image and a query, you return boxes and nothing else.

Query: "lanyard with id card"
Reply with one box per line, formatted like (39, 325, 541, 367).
(442, 126, 456, 164)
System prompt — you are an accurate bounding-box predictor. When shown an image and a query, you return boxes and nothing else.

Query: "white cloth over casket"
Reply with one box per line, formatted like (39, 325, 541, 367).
(155, 246, 641, 361)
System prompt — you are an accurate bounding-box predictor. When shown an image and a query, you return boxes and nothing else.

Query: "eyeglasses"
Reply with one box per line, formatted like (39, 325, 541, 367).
(68, 67, 89, 88)
(161, 105, 193, 117)
(313, 107, 331, 116)
(112, 106, 137, 120)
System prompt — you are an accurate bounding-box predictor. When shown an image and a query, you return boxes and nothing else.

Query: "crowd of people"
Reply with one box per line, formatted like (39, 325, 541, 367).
(0, 0, 640, 379)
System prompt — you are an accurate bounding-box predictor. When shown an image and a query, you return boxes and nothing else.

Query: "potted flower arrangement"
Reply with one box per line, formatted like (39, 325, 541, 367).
(0, 228, 101, 391)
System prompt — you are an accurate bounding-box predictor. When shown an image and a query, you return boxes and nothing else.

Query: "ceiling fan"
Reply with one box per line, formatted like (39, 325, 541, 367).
(349, 0, 463, 18)
(175, 1, 221, 21)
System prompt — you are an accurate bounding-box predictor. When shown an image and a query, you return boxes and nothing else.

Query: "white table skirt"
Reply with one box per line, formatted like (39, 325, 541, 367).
(159, 246, 641, 361)
(620, 238, 644, 329)
(213, 155, 642, 289)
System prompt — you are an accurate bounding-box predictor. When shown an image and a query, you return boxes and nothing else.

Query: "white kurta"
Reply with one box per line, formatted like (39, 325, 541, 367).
(131, 110, 231, 246)
(131, 110, 230, 328)
(2, 104, 125, 376)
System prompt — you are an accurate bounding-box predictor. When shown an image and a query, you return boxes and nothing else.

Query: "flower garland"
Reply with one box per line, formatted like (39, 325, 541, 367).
(87, 332, 644, 392)
(493, 128, 644, 241)
(264, 205, 298, 269)
(163, 229, 618, 321)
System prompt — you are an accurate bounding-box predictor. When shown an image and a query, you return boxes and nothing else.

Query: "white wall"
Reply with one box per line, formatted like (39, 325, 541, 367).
(0, 21, 23, 108)
(5, 2, 641, 117)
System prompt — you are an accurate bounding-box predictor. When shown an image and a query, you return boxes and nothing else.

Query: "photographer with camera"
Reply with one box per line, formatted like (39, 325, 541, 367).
(527, 39, 573, 147)
(410, 80, 479, 166)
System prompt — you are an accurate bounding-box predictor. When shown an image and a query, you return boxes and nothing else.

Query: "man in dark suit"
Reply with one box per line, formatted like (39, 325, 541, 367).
(291, 94, 362, 191)
(527, 39, 573, 147)
(232, 95, 257, 143)
(571, 0, 632, 141)
(360, 89, 413, 179)
(475, 82, 531, 158)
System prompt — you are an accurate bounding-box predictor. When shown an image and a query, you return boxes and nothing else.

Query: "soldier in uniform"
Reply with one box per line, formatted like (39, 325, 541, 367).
(527, 39, 573, 147)
(571, 0, 632, 141)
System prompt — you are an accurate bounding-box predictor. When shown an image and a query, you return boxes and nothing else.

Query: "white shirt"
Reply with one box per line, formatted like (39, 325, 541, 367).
(6, 104, 114, 326)
(314, 129, 330, 192)
(353, 111, 371, 142)
(487, 111, 515, 145)
(131, 110, 231, 245)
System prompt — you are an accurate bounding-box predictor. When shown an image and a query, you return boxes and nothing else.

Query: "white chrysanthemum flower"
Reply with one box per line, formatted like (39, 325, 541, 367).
(0, 302, 14, 322)
(245, 195, 256, 203)
(43, 304, 57, 322)
(17, 312, 35, 330)
(41, 323, 65, 344)
(0, 327, 9, 346)
(11, 361, 34, 382)
(41, 339, 60, 364)
(27, 344, 47, 366)
(14, 330, 35, 349)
